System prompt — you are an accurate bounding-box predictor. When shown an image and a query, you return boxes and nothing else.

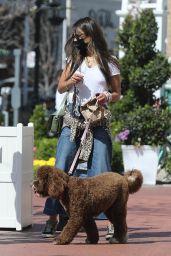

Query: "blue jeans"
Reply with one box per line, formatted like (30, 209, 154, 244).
(43, 125, 112, 216)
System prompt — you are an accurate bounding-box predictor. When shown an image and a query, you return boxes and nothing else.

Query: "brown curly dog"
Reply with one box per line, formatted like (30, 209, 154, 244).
(33, 166, 143, 245)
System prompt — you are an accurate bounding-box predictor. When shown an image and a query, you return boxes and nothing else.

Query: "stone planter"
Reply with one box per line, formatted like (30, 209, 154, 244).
(121, 145, 160, 185)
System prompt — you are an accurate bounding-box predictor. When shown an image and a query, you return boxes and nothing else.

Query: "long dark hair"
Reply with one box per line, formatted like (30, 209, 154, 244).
(65, 17, 119, 87)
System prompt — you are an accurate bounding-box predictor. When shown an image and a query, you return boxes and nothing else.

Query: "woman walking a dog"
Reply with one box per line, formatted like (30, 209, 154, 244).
(42, 16, 121, 240)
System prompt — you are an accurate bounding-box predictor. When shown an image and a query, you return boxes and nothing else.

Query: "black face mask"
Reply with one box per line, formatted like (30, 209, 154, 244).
(74, 38, 87, 55)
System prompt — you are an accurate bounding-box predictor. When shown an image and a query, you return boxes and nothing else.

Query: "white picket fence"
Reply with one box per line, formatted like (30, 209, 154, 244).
(0, 123, 34, 231)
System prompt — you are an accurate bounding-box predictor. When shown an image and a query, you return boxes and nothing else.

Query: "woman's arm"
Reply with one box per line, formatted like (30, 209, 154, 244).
(97, 74, 121, 104)
(58, 65, 84, 93)
(110, 74, 121, 102)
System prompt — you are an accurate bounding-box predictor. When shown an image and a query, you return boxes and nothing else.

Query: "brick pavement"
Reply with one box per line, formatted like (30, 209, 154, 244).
(0, 185, 171, 256)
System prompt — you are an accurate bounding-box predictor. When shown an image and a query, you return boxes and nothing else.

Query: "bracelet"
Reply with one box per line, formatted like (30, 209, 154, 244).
(103, 91, 113, 103)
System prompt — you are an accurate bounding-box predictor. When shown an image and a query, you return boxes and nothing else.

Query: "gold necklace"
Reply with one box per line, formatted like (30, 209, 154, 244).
(85, 56, 96, 67)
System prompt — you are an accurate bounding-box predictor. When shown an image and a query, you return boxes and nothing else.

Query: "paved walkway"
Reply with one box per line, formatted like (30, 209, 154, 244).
(0, 185, 171, 256)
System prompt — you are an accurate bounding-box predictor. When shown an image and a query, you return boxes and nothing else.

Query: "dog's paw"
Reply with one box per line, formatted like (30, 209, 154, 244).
(53, 238, 70, 245)
(85, 238, 98, 244)
(85, 238, 91, 244)
(52, 238, 58, 245)
(53, 238, 63, 245)
(109, 234, 128, 244)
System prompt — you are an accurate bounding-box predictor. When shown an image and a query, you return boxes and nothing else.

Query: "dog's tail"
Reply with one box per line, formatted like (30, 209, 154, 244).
(124, 169, 143, 194)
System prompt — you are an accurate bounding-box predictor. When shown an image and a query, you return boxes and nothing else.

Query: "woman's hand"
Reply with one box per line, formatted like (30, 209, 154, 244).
(71, 71, 84, 84)
(96, 93, 108, 105)
(96, 75, 121, 104)
(58, 68, 84, 93)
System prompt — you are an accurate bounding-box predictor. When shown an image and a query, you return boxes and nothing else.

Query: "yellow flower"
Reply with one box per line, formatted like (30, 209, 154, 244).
(47, 157, 55, 166)
(33, 157, 55, 168)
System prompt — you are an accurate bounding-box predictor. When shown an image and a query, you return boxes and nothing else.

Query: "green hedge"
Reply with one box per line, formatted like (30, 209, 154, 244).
(35, 137, 57, 160)
(112, 141, 124, 173)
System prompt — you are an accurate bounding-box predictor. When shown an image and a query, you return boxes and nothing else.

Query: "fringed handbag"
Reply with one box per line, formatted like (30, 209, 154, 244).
(80, 96, 111, 124)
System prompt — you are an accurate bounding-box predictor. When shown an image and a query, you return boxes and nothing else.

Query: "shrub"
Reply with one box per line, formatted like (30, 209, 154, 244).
(117, 105, 171, 146)
(35, 137, 57, 160)
(117, 8, 171, 105)
(0, 112, 4, 125)
(109, 89, 139, 122)
(29, 104, 47, 141)
(112, 141, 124, 173)
(164, 156, 171, 174)
(129, 53, 171, 105)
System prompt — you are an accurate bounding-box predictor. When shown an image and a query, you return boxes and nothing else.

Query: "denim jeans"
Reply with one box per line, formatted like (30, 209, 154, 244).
(43, 124, 112, 216)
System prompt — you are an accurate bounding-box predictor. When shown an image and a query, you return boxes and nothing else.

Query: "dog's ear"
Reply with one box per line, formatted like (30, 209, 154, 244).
(48, 169, 68, 199)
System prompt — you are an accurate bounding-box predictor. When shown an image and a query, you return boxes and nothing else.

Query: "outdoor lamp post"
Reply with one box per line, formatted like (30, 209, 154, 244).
(34, 0, 41, 104)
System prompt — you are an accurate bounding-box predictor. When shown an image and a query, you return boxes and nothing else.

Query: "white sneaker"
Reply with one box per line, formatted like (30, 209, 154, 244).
(105, 224, 114, 240)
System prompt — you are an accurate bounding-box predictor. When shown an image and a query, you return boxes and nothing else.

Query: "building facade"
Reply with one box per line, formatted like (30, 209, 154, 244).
(166, 0, 171, 60)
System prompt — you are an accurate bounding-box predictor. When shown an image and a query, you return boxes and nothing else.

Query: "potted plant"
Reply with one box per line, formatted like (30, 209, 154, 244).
(110, 9, 171, 185)
(116, 105, 171, 185)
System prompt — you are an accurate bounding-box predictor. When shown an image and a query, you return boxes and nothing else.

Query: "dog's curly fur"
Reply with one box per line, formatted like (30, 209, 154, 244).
(33, 166, 143, 245)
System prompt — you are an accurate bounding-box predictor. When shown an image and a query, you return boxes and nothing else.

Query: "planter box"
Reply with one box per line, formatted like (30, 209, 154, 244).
(122, 145, 160, 185)
(0, 123, 34, 230)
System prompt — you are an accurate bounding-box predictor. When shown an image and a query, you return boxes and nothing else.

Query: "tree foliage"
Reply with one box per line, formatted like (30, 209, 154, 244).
(0, 0, 62, 100)
(117, 9, 171, 105)
(0, 4, 24, 50)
